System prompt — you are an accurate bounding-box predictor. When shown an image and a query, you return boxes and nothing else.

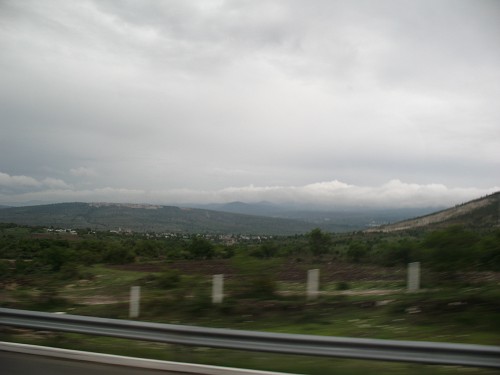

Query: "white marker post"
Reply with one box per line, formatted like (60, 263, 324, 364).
(407, 262, 421, 292)
(212, 274, 224, 304)
(307, 269, 320, 300)
(129, 286, 141, 318)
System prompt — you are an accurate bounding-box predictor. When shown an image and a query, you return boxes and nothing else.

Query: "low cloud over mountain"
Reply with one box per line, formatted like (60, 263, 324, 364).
(1, 171, 497, 210)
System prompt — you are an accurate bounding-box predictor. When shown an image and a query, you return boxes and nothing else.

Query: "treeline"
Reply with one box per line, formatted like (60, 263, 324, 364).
(0, 227, 234, 281)
(1, 224, 499, 283)
(248, 226, 500, 272)
(321, 226, 500, 273)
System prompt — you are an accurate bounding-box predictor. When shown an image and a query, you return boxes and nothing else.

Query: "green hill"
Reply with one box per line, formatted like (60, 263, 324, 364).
(366, 191, 500, 233)
(0, 202, 320, 235)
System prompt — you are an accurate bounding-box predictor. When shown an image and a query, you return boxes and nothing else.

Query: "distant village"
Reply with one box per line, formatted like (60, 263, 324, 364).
(41, 226, 273, 245)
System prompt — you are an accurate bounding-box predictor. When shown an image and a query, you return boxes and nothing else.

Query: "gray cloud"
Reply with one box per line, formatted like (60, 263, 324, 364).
(0, 172, 70, 195)
(1, 171, 497, 209)
(0, 0, 499, 207)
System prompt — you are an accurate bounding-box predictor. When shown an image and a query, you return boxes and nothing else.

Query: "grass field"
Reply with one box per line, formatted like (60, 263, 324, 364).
(1, 258, 500, 374)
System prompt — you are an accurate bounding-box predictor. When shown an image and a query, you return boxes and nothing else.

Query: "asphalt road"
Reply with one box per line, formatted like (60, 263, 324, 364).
(1, 351, 187, 375)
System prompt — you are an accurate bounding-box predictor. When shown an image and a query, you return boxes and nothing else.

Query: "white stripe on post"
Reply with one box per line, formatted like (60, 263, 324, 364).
(307, 269, 319, 300)
(407, 262, 420, 292)
(129, 286, 141, 318)
(212, 274, 224, 304)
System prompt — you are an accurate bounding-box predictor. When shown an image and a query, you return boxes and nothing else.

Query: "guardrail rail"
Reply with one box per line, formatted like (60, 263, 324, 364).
(1, 308, 499, 368)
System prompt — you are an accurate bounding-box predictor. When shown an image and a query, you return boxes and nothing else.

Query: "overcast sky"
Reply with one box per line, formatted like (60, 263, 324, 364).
(1, 0, 499, 208)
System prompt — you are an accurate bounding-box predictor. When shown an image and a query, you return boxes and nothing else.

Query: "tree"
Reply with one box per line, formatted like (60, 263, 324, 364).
(372, 239, 417, 266)
(250, 242, 278, 258)
(134, 240, 162, 258)
(103, 242, 135, 264)
(477, 230, 500, 270)
(423, 226, 478, 273)
(308, 228, 331, 257)
(346, 241, 370, 263)
(41, 247, 74, 272)
(188, 237, 215, 260)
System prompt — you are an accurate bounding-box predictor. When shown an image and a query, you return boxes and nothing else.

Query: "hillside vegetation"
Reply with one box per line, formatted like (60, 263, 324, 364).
(367, 192, 500, 233)
(0, 202, 318, 235)
(0, 202, 455, 234)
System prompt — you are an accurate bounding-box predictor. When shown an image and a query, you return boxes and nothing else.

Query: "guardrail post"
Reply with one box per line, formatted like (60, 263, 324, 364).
(212, 274, 224, 304)
(307, 269, 320, 300)
(129, 286, 141, 318)
(407, 262, 420, 292)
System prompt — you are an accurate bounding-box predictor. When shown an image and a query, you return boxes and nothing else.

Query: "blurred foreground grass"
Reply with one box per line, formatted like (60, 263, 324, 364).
(1, 331, 499, 375)
(1, 262, 500, 374)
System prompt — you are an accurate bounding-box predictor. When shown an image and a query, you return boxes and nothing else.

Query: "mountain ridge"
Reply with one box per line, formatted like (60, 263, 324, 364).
(365, 191, 500, 232)
(187, 201, 443, 230)
(0, 202, 317, 235)
(0, 192, 497, 235)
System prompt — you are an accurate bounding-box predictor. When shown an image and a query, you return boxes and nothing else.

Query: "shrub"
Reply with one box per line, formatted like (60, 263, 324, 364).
(236, 275, 277, 299)
(103, 243, 135, 264)
(423, 226, 478, 274)
(308, 228, 332, 257)
(188, 237, 215, 259)
(37, 286, 69, 309)
(346, 242, 369, 263)
(250, 242, 279, 258)
(58, 262, 81, 280)
(0, 260, 11, 280)
(156, 269, 181, 289)
(336, 281, 350, 291)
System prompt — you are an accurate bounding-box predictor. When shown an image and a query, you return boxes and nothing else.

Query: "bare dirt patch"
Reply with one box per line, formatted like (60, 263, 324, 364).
(107, 260, 499, 284)
(108, 260, 406, 282)
(276, 260, 405, 282)
(77, 295, 127, 305)
(108, 263, 166, 272)
(108, 260, 238, 278)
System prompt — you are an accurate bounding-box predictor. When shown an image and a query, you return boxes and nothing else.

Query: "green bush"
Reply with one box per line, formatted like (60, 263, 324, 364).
(36, 286, 69, 309)
(422, 226, 478, 274)
(103, 243, 135, 264)
(41, 247, 75, 272)
(58, 262, 81, 280)
(250, 242, 279, 258)
(236, 275, 277, 299)
(156, 269, 181, 289)
(336, 281, 350, 291)
(346, 242, 369, 263)
(477, 230, 500, 270)
(0, 260, 12, 280)
(188, 237, 215, 259)
(308, 228, 332, 257)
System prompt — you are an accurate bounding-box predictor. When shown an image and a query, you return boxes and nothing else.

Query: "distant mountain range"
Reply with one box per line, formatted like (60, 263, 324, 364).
(0, 193, 497, 234)
(189, 201, 442, 231)
(0, 201, 437, 234)
(366, 191, 500, 232)
(0, 202, 316, 235)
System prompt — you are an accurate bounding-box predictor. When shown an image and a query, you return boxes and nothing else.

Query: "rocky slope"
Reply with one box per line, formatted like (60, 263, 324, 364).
(366, 192, 500, 232)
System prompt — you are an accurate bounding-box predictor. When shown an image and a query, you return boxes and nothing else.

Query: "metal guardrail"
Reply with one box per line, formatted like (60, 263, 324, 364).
(0, 308, 499, 368)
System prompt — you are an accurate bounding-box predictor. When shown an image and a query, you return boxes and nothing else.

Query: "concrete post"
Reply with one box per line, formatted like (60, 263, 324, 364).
(212, 274, 224, 304)
(307, 269, 320, 300)
(129, 286, 140, 318)
(407, 262, 420, 292)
